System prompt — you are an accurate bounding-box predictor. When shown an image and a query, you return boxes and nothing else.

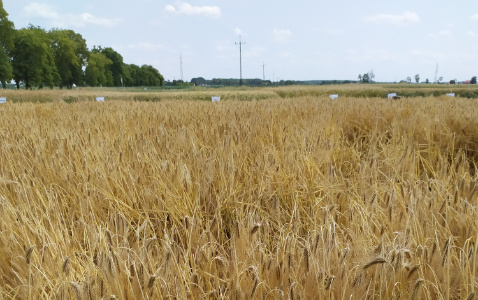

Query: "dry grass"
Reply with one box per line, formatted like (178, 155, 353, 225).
(0, 89, 478, 299)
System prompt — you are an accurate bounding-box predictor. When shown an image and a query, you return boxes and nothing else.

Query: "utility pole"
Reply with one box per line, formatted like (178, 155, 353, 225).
(180, 54, 183, 81)
(235, 36, 245, 86)
(262, 62, 266, 81)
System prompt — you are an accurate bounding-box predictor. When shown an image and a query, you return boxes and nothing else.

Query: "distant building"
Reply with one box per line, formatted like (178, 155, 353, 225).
(464, 80, 471, 84)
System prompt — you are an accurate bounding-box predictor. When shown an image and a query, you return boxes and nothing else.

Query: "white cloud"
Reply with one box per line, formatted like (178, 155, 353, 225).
(234, 28, 244, 36)
(429, 30, 452, 38)
(75, 13, 122, 28)
(470, 13, 478, 20)
(24, 2, 58, 19)
(165, 2, 221, 18)
(23, 2, 122, 28)
(215, 44, 232, 51)
(165, 5, 176, 13)
(273, 29, 291, 42)
(245, 46, 268, 58)
(128, 42, 165, 51)
(317, 28, 345, 35)
(365, 11, 419, 27)
(467, 30, 477, 37)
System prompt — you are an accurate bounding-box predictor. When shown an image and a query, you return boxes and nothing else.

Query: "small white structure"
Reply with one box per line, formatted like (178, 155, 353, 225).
(387, 93, 397, 99)
(446, 93, 455, 97)
(212, 96, 220, 102)
(0, 97, 6, 104)
(96, 97, 105, 102)
(329, 94, 338, 100)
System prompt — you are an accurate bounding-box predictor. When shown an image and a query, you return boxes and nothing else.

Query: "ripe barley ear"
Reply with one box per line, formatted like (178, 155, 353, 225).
(250, 223, 260, 236)
(63, 256, 71, 275)
(25, 246, 34, 264)
(304, 247, 309, 272)
(148, 275, 156, 288)
(363, 257, 386, 269)
(466, 292, 475, 300)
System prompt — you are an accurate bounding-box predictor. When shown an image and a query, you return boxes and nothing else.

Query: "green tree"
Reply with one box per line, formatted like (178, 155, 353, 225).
(85, 51, 112, 87)
(362, 73, 369, 83)
(49, 29, 88, 88)
(471, 76, 477, 84)
(122, 64, 163, 87)
(0, 0, 15, 88)
(368, 70, 375, 83)
(139, 64, 164, 86)
(123, 63, 141, 86)
(12, 25, 60, 89)
(191, 77, 206, 86)
(415, 74, 420, 83)
(99, 47, 123, 86)
(406, 76, 411, 83)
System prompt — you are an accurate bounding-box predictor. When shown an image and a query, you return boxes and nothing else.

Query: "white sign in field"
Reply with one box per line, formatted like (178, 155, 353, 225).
(96, 97, 105, 102)
(387, 93, 397, 99)
(212, 96, 220, 102)
(329, 94, 338, 100)
(446, 93, 455, 97)
(0, 97, 6, 104)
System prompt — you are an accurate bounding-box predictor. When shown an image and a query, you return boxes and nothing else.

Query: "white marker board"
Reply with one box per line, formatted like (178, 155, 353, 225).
(387, 93, 397, 99)
(446, 93, 455, 97)
(329, 94, 338, 100)
(0, 97, 5, 104)
(96, 97, 105, 102)
(212, 96, 220, 102)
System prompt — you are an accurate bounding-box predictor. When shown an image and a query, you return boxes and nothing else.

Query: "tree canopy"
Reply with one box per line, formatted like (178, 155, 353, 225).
(85, 51, 112, 87)
(49, 29, 88, 88)
(0, 0, 15, 88)
(0, 2, 164, 89)
(12, 26, 60, 89)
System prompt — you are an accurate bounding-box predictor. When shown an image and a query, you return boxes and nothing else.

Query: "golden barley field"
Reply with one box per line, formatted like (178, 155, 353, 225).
(0, 86, 478, 299)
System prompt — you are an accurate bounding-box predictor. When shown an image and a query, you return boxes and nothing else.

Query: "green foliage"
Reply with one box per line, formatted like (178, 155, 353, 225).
(0, 0, 15, 87)
(49, 29, 88, 88)
(191, 77, 206, 86)
(85, 51, 112, 87)
(98, 47, 123, 86)
(139, 65, 164, 86)
(123, 64, 164, 87)
(170, 79, 193, 87)
(471, 76, 477, 84)
(12, 26, 60, 89)
(0, 47, 12, 88)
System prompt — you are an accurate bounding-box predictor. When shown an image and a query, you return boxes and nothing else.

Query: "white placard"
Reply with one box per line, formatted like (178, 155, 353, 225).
(0, 97, 6, 104)
(387, 93, 397, 99)
(212, 96, 220, 102)
(446, 93, 455, 97)
(96, 97, 105, 102)
(329, 94, 338, 100)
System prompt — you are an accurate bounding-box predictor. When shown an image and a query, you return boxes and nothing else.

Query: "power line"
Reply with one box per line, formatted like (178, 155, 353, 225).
(235, 36, 245, 86)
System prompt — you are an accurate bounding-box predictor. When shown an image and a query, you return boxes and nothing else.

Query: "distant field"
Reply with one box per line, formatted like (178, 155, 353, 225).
(0, 86, 478, 299)
(1, 83, 478, 103)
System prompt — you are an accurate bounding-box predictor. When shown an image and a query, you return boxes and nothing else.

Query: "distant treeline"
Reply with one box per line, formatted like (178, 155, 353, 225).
(0, 2, 164, 89)
(190, 78, 357, 86)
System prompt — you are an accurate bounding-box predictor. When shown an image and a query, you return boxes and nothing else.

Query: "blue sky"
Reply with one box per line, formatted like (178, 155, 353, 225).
(3, 0, 478, 82)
